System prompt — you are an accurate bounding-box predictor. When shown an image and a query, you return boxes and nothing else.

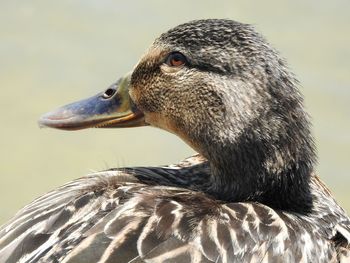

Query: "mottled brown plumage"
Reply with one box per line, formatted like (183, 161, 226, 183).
(0, 19, 349, 262)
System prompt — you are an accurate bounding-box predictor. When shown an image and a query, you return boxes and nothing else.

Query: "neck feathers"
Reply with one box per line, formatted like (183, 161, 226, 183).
(204, 80, 316, 213)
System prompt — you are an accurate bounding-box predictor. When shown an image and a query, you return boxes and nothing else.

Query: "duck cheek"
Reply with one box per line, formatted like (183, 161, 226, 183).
(128, 88, 136, 101)
(143, 112, 174, 132)
(128, 88, 142, 109)
(145, 112, 202, 152)
(129, 88, 154, 114)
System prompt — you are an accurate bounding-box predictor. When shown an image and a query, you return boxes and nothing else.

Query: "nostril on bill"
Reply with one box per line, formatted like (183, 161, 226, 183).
(102, 88, 116, 99)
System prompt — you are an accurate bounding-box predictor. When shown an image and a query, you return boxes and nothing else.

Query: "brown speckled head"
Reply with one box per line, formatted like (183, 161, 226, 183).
(40, 19, 316, 211)
(129, 19, 316, 211)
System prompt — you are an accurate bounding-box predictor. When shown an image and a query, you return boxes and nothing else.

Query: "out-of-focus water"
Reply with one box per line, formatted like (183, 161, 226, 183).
(0, 0, 349, 224)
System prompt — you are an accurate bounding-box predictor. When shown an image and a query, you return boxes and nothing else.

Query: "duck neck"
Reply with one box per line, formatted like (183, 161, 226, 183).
(202, 118, 316, 214)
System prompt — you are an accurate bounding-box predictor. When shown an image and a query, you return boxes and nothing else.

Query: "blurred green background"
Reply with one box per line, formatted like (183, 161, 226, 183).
(0, 0, 349, 224)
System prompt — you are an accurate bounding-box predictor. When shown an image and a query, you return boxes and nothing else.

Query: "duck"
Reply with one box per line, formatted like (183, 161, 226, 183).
(0, 19, 349, 263)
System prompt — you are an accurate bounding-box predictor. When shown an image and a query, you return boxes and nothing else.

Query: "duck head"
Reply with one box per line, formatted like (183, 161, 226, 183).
(40, 19, 316, 212)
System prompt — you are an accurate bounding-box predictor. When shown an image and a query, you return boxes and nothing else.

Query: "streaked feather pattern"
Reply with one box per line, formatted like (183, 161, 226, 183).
(2, 19, 350, 263)
(0, 155, 349, 263)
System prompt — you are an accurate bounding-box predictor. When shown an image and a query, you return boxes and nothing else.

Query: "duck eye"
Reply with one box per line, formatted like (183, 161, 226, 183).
(165, 52, 187, 67)
(102, 87, 116, 99)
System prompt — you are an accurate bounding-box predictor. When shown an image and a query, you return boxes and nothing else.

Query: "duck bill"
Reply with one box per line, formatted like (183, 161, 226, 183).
(39, 74, 146, 130)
